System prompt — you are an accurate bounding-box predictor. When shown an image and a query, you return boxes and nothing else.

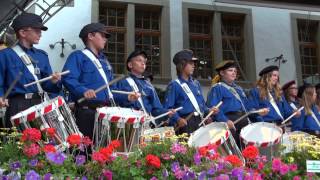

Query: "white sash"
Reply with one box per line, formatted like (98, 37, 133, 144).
(175, 79, 202, 117)
(126, 77, 147, 114)
(268, 91, 284, 120)
(82, 49, 114, 100)
(218, 82, 248, 112)
(12, 45, 44, 94)
(311, 111, 320, 128)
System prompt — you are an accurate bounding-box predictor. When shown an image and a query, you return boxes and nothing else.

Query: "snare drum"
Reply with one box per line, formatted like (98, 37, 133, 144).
(10, 96, 81, 144)
(188, 122, 245, 164)
(141, 127, 175, 143)
(240, 122, 283, 160)
(94, 107, 145, 152)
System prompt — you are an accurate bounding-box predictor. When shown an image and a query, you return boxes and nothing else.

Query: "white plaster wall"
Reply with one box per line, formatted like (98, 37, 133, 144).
(35, 0, 92, 72)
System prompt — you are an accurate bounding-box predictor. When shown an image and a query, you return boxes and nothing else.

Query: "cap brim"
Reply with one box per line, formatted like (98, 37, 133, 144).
(32, 23, 48, 31)
(99, 30, 111, 38)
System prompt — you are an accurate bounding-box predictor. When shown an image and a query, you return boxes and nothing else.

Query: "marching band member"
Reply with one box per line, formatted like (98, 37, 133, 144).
(282, 80, 299, 109)
(62, 23, 138, 138)
(115, 50, 175, 124)
(291, 84, 320, 138)
(0, 13, 61, 128)
(207, 60, 268, 146)
(248, 66, 298, 124)
(164, 49, 218, 135)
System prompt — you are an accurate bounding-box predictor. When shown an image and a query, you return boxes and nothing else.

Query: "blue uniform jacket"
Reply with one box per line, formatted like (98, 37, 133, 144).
(115, 74, 168, 117)
(207, 82, 256, 122)
(163, 76, 209, 125)
(62, 48, 116, 103)
(249, 87, 292, 122)
(291, 105, 320, 131)
(0, 44, 61, 97)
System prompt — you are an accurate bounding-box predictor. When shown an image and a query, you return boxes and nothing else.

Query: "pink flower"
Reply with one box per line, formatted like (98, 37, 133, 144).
(289, 164, 298, 171)
(280, 164, 289, 175)
(272, 158, 282, 172)
(293, 176, 301, 180)
(258, 162, 264, 170)
(170, 143, 187, 154)
(23, 143, 40, 158)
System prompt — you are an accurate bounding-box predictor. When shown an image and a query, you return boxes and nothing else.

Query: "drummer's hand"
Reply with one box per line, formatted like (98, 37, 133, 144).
(83, 89, 96, 99)
(258, 108, 269, 116)
(0, 97, 8, 107)
(205, 117, 213, 124)
(177, 118, 187, 128)
(227, 120, 236, 130)
(294, 110, 301, 117)
(51, 72, 61, 84)
(210, 106, 219, 114)
(167, 109, 176, 118)
(128, 92, 141, 102)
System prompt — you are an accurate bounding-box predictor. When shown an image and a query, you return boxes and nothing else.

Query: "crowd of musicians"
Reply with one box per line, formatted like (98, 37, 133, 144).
(0, 13, 319, 148)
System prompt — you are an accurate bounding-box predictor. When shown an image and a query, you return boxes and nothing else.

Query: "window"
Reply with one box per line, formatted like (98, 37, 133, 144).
(135, 9, 161, 75)
(221, 13, 245, 80)
(297, 19, 319, 81)
(99, 5, 127, 74)
(189, 11, 213, 79)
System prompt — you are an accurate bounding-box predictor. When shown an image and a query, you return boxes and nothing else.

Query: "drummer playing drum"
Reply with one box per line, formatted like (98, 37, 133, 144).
(207, 60, 268, 147)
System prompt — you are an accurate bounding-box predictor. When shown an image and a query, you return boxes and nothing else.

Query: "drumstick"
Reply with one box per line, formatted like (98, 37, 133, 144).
(146, 107, 183, 126)
(233, 108, 265, 125)
(111, 90, 133, 95)
(24, 70, 70, 87)
(3, 71, 23, 99)
(77, 75, 125, 103)
(198, 101, 223, 127)
(281, 106, 304, 125)
(174, 112, 194, 132)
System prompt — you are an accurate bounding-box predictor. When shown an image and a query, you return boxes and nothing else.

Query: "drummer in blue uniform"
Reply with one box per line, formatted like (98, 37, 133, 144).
(248, 66, 299, 124)
(115, 50, 175, 124)
(62, 23, 138, 138)
(0, 13, 61, 128)
(207, 60, 268, 146)
(163, 49, 219, 135)
(291, 84, 320, 138)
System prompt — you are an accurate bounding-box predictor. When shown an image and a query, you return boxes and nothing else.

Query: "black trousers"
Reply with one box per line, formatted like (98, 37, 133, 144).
(2, 95, 41, 128)
(175, 115, 201, 135)
(226, 111, 249, 150)
(74, 105, 96, 140)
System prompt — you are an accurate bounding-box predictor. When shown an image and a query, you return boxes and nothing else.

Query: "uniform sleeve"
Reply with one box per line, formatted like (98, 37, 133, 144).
(207, 85, 228, 122)
(196, 80, 210, 115)
(291, 110, 305, 131)
(40, 53, 62, 93)
(150, 87, 168, 117)
(163, 82, 180, 125)
(247, 88, 264, 122)
(62, 52, 88, 100)
(280, 96, 294, 119)
(113, 79, 133, 107)
(0, 50, 6, 96)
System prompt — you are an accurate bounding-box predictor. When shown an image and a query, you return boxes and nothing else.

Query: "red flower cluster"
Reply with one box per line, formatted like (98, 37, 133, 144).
(43, 128, 56, 137)
(146, 154, 161, 169)
(67, 134, 82, 146)
(43, 144, 56, 153)
(242, 145, 259, 159)
(92, 140, 121, 164)
(21, 128, 41, 143)
(198, 143, 219, 160)
(225, 155, 243, 167)
(92, 152, 107, 164)
(23, 143, 40, 157)
(81, 136, 93, 146)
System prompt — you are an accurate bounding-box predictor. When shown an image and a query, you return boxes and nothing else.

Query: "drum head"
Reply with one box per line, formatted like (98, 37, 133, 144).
(188, 122, 229, 147)
(240, 122, 282, 146)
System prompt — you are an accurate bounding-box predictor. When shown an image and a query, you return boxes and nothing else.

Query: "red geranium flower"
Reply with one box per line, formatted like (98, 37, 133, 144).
(43, 128, 56, 137)
(146, 154, 161, 169)
(21, 128, 41, 143)
(242, 145, 259, 159)
(81, 136, 93, 146)
(225, 155, 243, 167)
(198, 146, 208, 157)
(43, 144, 56, 153)
(23, 143, 40, 157)
(92, 152, 107, 164)
(67, 134, 81, 146)
(99, 147, 113, 160)
(110, 140, 121, 150)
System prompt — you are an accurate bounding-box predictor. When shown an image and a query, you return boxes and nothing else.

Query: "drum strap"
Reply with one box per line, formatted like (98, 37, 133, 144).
(126, 77, 148, 114)
(12, 45, 49, 101)
(218, 82, 248, 113)
(268, 91, 284, 120)
(310, 111, 320, 128)
(290, 103, 298, 110)
(82, 49, 114, 101)
(175, 79, 203, 117)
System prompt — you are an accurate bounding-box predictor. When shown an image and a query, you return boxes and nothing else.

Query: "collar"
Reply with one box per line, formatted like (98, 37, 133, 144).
(129, 73, 145, 80)
(85, 47, 105, 59)
(178, 75, 193, 83)
(18, 42, 35, 53)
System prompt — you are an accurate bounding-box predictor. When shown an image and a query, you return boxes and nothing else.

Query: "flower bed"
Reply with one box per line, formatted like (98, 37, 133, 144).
(0, 128, 319, 179)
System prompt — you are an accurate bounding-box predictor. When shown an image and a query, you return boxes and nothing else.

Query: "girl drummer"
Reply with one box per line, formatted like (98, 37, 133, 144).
(248, 66, 299, 124)
(207, 60, 268, 147)
(291, 84, 320, 138)
(282, 80, 299, 109)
